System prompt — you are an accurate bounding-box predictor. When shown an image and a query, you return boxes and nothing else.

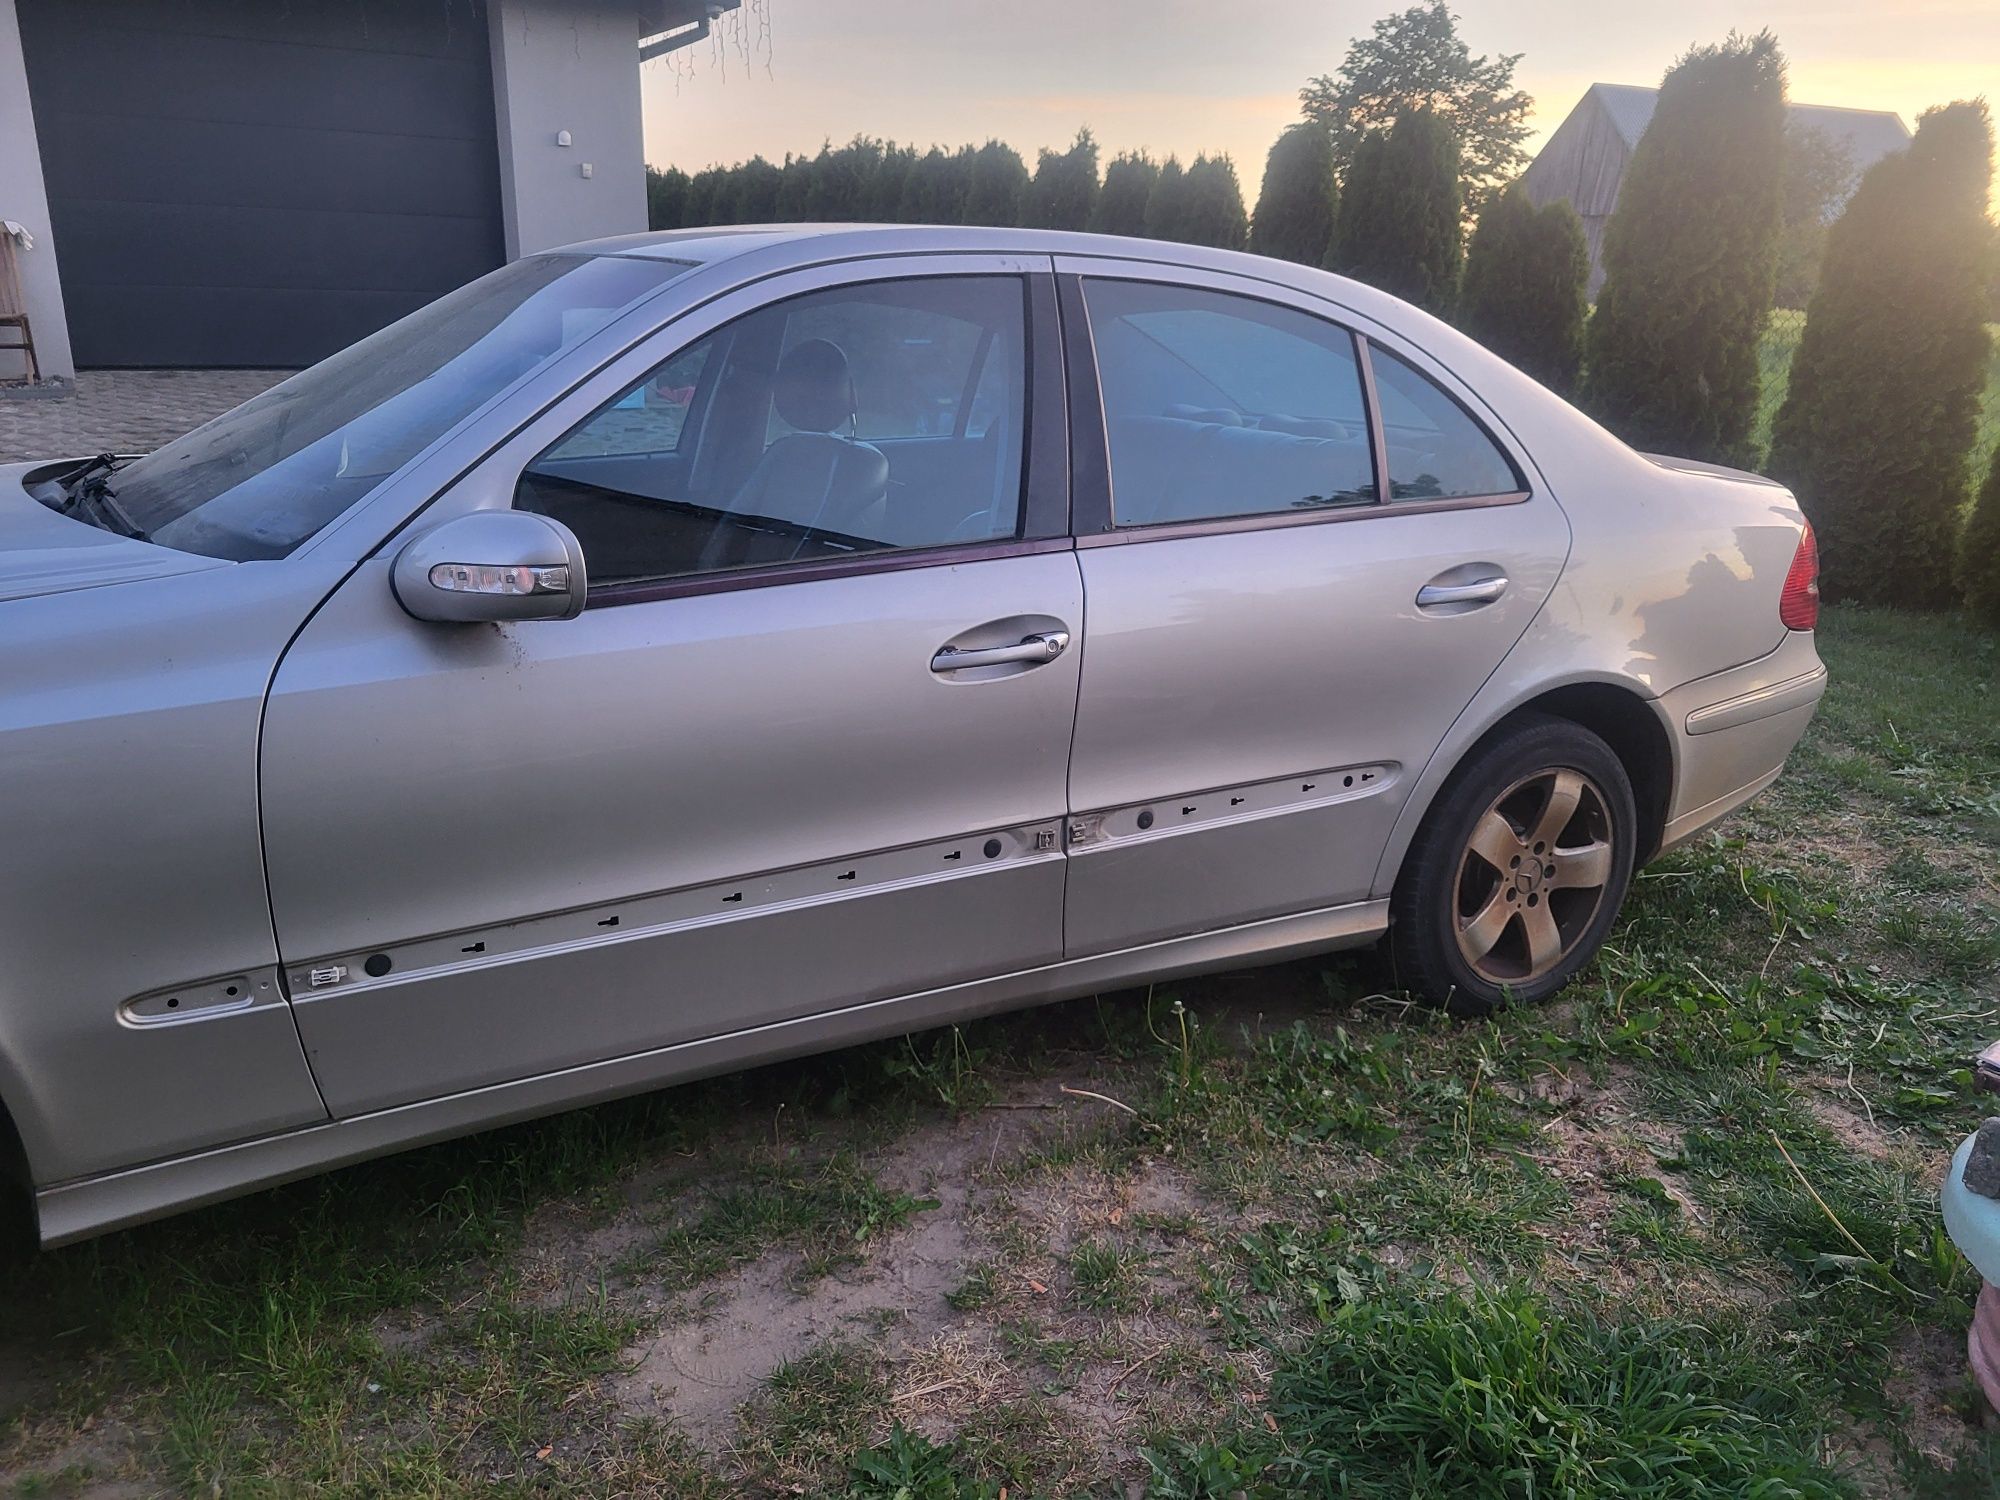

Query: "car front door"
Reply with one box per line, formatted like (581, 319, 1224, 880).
(259, 257, 1081, 1117)
(1053, 259, 1571, 955)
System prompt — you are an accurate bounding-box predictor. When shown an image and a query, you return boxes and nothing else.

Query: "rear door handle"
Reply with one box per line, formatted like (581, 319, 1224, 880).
(1416, 575, 1509, 609)
(931, 630, 1070, 673)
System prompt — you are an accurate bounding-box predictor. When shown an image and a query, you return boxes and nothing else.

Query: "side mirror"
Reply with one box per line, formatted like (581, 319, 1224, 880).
(391, 511, 587, 623)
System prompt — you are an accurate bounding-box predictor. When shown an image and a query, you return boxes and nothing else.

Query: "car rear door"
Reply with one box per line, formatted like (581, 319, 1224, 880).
(259, 255, 1081, 1117)
(1053, 258, 1571, 955)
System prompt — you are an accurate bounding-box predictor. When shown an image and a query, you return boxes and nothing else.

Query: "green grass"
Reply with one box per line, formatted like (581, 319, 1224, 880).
(641, 1151, 939, 1289)
(734, 1341, 890, 1485)
(1067, 1238, 1150, 1312)
(839, 1425, 1001, 1499)
(946, 1260, 1001, 1312)
(1149, 1284, 1854, 1498)
(0, 1041, 971, 1494)
(1127, 610, 1997, 1495)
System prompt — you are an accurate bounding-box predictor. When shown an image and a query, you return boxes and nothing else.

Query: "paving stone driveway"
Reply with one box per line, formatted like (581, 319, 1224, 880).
(0, 370, 290, 463)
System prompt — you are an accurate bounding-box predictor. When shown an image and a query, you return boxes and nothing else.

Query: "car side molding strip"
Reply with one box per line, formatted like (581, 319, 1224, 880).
(1065, 762, 1398, 848)
(282, 819, 1066, 1003)
(37, 897, 1389, 1246)
(1683, 667, 1828, 736)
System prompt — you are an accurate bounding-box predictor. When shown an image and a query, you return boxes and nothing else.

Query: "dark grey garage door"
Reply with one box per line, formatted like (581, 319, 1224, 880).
(19, 0, 505, 368)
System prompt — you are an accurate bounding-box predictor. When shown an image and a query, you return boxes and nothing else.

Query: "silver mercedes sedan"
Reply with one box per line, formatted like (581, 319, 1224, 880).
(1, 226, 1825, 1245)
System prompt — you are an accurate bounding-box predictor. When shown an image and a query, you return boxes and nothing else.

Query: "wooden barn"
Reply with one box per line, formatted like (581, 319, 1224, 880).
(1520, 82, 1911, 295)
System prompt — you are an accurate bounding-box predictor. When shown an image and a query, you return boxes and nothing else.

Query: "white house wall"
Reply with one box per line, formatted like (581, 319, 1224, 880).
(489, 0, 651, 259)
(0, 0, 73, 383)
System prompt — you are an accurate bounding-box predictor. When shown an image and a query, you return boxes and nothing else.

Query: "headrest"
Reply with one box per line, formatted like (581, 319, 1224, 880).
(773, 338, 856, 433)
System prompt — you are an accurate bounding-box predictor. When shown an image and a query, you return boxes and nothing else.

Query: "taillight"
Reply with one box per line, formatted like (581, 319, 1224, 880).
(1779, 521, 1819, 631)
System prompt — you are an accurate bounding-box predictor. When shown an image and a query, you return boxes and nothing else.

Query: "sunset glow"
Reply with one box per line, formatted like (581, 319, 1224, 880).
(641, 0, 1997, 199)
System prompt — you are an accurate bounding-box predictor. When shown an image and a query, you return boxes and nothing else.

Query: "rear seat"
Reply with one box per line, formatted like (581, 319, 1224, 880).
(1109, 412, 1379, 523)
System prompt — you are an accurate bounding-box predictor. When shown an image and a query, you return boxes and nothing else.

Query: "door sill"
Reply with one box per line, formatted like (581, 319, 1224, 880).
(35, 899, 1388, 1245)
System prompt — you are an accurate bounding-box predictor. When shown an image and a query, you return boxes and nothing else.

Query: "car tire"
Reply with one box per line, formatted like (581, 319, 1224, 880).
(1388, 713, 1637, 1016)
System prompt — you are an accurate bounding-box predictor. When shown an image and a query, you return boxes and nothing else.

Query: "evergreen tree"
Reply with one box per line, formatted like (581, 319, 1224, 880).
(1144, 156, 1188, 240)
(962, 140, 1029, 226)
(1327, 110, 1462, 314)
(1251, 124, 1339, 265)
(896, 146, 970, 223)
(1300, 1, 1531, 216)
(866, 143, 919, 221)
(1092, 151, 1158, 236)
(1458, 185, 1587, 392)
(1178, 154, 1249, 249)
(1769, 101, 1995, 609)
(807, 137, 884, 221)
(1026, 128, 1101, 230)
(774, 153, 815, 220)
(723, 156, 783, 224)
(682, 166, 728, 227)
(1584, 33, 1787, 465)
(1962, 440, 2000, 629)
(646, 165, 689, 230)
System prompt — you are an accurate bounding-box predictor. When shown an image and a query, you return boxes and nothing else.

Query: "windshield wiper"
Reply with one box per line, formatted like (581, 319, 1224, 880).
(56, 452, 119, 507)
(58, 453, 148, 541)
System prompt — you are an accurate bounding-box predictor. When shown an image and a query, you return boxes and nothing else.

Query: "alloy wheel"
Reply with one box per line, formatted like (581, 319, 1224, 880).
(1452, 767, 1616, 986)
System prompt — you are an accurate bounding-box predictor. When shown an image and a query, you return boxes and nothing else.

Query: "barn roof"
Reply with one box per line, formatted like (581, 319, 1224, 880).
(1522, 83, 1913, 296)
(1584, 81, 1911, 169)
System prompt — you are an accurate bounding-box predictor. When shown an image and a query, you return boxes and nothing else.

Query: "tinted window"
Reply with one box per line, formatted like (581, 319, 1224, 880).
(1084, 279, 1377, 526)
(1369, 346, 1522, 501)
(518, 277, 1028, 587)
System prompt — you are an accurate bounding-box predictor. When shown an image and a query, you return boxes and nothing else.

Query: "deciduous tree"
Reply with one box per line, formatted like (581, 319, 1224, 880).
(1299, 1, 1530, 216)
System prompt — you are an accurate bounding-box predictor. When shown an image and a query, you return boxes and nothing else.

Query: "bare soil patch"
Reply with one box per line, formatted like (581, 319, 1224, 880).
(1884, 1321, 1986, 1481)
(607, 1066, 1246, 1488)
(613, 1083, 1088, 1446)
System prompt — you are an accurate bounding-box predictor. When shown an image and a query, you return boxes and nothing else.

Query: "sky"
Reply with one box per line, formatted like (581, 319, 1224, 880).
(639, 0, 1998, 196)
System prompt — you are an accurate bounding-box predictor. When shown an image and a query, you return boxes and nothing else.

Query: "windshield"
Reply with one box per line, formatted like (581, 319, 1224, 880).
(94, 253, 692, 561)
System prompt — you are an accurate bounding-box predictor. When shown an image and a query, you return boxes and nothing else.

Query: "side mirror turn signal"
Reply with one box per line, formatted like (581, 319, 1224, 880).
(391, 511, 587, 623)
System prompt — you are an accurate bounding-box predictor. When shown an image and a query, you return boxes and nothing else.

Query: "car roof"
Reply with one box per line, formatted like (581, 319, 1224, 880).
(557, 222, 1340, 289)
(554, 222, 1443, 352)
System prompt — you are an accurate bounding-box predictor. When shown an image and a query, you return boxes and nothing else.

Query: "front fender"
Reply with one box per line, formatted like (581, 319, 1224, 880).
(0, 557, 335, 1186)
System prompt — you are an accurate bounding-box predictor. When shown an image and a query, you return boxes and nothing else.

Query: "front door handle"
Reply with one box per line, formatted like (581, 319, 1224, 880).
(931, 630, 1070, 673)
(1416, 575, 1509, 609)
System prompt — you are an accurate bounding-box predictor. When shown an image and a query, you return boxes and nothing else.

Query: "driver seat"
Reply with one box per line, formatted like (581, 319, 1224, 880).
(731, 339, 889, 545)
